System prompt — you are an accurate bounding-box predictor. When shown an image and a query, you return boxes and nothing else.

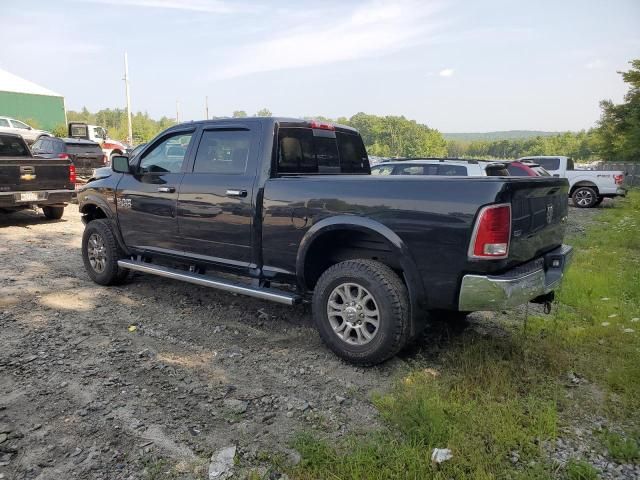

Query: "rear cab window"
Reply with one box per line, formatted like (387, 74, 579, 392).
(535, 158, 560, 171)
(276, 126, 370, 175)
(0, 135, 29, 156)
(66, 142, 104, 157)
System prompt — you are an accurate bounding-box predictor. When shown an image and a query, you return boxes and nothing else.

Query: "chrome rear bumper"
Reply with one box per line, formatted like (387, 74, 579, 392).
(458, 245, 573, 311)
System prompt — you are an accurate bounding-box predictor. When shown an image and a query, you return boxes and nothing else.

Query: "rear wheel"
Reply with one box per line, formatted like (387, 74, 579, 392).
(82, 219, 128, 285)
(572, 186, 598, 208)
(312, 259, 409, 365)
(42, 206, 64, 220)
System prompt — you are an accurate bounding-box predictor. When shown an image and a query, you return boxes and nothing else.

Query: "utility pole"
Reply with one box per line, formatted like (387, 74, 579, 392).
(176, 100, 180, 123)
(205, 96, 209, 120)
(123, 52, 133, 145)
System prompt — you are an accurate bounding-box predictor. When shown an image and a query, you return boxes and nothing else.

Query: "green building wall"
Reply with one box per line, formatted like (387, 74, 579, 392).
(0, 91, 66, 130)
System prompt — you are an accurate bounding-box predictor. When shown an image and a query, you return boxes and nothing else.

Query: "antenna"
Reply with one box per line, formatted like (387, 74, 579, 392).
(205, 96, 209, 120)
(124, 52, 133, 145)
(176, 100, 180, 123)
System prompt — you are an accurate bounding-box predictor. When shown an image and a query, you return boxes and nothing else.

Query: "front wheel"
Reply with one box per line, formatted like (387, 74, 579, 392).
(312, 259, 410, 365)
(42, 206, 64, 220)
(572, 187, 598, 208)
(82, 219, 128, 285)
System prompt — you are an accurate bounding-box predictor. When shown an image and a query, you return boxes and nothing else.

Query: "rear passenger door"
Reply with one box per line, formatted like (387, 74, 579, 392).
(177, 124, 260, 268)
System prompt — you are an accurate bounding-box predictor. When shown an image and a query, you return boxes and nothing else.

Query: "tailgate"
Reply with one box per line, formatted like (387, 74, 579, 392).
(507, 178, 569, 265)
(0, 158, 73, 192)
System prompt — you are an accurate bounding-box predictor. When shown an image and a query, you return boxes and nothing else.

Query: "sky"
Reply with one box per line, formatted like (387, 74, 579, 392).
(0, 0, 638, 132)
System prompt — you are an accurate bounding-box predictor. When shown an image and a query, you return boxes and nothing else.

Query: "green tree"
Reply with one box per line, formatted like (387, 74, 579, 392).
(594, 59, 640, 161)
(255, 108, 272, 117)
(232, 110, 248, 118)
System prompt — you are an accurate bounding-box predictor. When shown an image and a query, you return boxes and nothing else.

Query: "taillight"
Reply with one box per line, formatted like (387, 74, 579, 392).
(614, 174, 624, 185)
(58, 153, 69, 160)
(310, 120, 336, 131)
(469, 204, 511, 259)
(69, 164, 76, 185)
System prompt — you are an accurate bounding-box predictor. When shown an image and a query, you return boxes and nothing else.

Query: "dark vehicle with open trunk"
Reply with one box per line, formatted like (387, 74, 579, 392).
(0, 133, 75, 219)
(78, 118, 573, 364)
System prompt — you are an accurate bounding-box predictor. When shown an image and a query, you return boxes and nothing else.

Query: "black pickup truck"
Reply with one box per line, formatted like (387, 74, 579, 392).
(78, 118, 573, 364)
(0, 133, 75, 219)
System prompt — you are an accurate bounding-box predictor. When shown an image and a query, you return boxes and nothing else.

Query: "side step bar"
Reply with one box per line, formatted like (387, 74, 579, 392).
(117, 259, 302, 306)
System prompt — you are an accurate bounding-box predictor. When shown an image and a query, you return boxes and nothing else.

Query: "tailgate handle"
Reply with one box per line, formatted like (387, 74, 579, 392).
(20, 166, 35, 173)
(157, 186, 175, 193)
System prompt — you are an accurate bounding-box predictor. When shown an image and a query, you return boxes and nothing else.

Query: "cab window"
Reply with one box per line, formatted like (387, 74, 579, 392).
(139, 132, 193, 173)
(192, 130, 251, 174)
(371, 165, 394, 175)
(277, 127, 369, 175)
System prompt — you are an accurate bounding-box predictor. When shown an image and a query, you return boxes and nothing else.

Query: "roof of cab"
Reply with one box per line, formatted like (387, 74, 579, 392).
(165, 117, 359, 134)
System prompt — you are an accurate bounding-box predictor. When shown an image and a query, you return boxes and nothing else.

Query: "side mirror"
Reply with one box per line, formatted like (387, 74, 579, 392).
(112, 155, 131, 173)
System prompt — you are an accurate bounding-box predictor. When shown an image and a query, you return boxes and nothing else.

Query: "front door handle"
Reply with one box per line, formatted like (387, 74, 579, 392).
(226, 189, 247, 197)
(157, 186, 175, 193)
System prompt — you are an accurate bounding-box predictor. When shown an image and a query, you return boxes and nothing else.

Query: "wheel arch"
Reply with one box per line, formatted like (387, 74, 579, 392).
(570, 181, 599, 195)
(296, 216, 427, 326)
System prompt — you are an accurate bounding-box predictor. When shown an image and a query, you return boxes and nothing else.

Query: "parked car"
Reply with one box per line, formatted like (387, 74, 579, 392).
(518, 156, 626, 208)
(0, 116, 52, 145)
(506, 160, 550, 177)
(78, 118, 572, 365)
(32, 136, 107, 179)
(0, 133, 75, 219)
(370, 158, 509, 176)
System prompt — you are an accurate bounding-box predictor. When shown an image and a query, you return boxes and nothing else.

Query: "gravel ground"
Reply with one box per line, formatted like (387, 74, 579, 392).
(0, 197, 634, 479)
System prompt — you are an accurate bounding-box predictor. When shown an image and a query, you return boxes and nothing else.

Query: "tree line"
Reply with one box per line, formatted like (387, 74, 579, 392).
(56, 58, 638, 162)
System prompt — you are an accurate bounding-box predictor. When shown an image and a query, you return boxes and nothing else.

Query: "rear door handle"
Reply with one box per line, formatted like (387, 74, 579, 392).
(226, 189, 247, 197)
(157, 186, 175, 193)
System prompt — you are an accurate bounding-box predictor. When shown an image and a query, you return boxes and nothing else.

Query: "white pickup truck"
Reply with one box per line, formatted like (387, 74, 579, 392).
(518, 156, 626, 208)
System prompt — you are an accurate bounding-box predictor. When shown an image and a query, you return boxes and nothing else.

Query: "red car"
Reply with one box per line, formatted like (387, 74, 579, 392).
(507, 161, 550, 177)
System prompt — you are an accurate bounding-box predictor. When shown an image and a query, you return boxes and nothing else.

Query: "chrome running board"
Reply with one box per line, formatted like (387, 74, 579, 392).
(117, 259, 301, 306)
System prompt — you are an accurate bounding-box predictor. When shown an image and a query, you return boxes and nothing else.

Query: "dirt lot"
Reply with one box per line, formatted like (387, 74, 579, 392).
(0, 201, 607, 479)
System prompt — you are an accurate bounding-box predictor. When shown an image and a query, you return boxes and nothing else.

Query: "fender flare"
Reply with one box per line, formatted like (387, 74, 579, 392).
(79, 196, 131, 255)
(570, 181, 598, 194)
(295, 215, 428, 318)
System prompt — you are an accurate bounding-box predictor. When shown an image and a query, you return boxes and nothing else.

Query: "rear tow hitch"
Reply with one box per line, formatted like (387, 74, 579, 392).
(531, 292, 555, 314)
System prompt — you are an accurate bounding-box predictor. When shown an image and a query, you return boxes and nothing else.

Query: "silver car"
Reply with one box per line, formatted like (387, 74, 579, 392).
(0, 116, 52, 145)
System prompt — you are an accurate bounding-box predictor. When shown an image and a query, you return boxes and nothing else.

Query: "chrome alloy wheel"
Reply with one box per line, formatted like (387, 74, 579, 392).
(575, 189, 594, 207)
(327, 283, 380, 345)
(87, 233, 107, 273)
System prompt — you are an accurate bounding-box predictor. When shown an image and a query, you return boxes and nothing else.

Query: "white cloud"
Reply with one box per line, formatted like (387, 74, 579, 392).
(439, 68, 454, 77)
(85, 0, 253, 14)
(210, 0, 445, 79)
(585, 59, 605, 70)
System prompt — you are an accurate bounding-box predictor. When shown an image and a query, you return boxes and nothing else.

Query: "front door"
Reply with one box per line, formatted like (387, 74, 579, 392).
(116, 129, 195, 253)
(177, 124, 260, 268)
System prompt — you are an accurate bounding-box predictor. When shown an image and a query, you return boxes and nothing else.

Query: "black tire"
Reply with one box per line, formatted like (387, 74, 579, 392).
(42, 206, 64, 220)
(82, 219, 128, 285)
(312, 259, 410, 366)
(572, 186, 598, 208)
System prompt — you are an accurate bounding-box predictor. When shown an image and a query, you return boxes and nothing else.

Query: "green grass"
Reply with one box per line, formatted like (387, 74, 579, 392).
(600, 430, 640, 463)
(565, 459, 599, 480)
(290, 191, 640, 479)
